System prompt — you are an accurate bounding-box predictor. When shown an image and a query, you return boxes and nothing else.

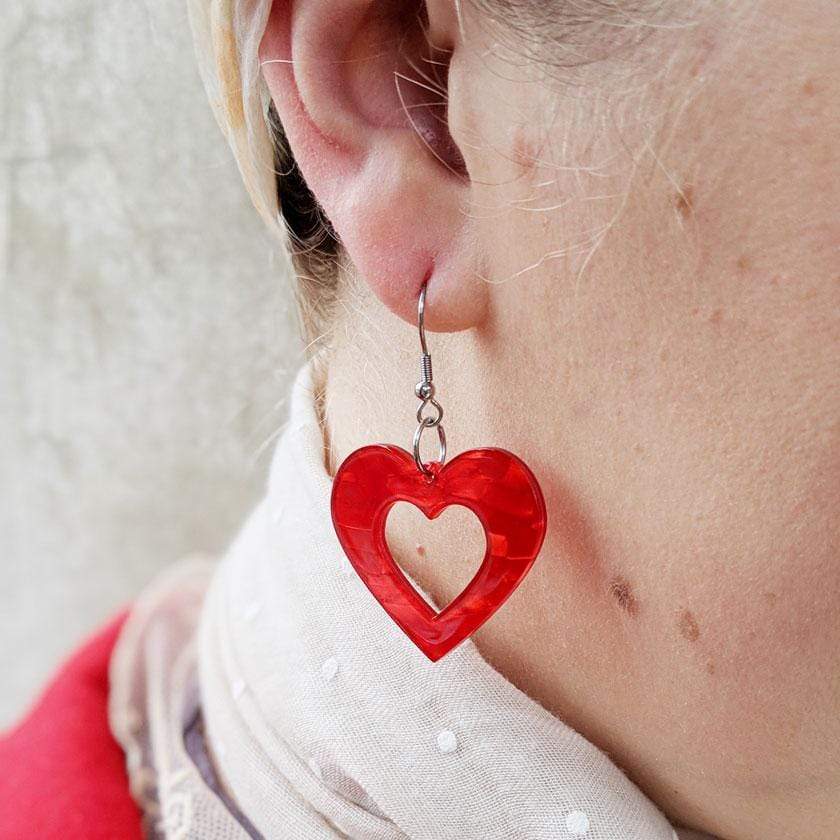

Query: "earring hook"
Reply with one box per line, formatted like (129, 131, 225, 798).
(413, 280, 446, 476)
(418, 281, 429, 356)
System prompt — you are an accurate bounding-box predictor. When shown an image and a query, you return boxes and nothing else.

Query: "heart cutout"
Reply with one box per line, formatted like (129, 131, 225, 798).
(385, 501, 487, 611)
(330, 444, 547, 661)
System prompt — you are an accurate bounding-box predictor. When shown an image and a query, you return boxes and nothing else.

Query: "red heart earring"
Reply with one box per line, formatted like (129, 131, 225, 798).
(330, 281, 547, 661)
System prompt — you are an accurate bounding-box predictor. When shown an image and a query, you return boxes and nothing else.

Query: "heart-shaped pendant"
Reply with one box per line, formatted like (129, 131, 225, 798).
(330, 444, 547, 661)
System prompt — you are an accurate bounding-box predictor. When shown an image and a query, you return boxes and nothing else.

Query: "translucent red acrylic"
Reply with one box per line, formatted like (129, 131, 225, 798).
(330, 445, 547, 661)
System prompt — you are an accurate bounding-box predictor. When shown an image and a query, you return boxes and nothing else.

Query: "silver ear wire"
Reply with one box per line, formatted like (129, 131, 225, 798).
(416, 284, 434, 400)
(413, 281, 446, 476)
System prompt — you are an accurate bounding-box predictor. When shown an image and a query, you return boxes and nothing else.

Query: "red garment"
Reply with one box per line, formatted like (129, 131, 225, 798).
(0, 612, 143, 840)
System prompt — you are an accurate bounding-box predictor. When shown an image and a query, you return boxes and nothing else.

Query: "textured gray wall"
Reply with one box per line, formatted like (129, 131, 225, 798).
(0, 1, 301, 726)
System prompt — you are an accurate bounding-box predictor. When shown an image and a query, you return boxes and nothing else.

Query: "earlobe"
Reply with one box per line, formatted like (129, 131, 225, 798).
(259, 0, 488, 331)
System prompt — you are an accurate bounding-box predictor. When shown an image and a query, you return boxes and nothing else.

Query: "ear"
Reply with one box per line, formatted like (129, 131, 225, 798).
(259, 0, 487, 331)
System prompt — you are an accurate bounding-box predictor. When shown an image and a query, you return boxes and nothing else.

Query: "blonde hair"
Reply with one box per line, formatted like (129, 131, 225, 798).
(188, 0, 339, 342)
(188, 0, 276, 233)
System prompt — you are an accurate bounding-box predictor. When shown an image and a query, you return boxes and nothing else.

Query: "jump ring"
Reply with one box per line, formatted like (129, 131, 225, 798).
(413, 420, 447, 476)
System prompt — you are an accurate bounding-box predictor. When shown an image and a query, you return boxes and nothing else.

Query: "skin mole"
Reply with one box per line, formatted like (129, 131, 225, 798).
(609, 576, 640, 617)
(678, 608, 701, 642)
(510, 124, 539, 176)
(674, 184, 694, 218)
(736, 254, 751, 272)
